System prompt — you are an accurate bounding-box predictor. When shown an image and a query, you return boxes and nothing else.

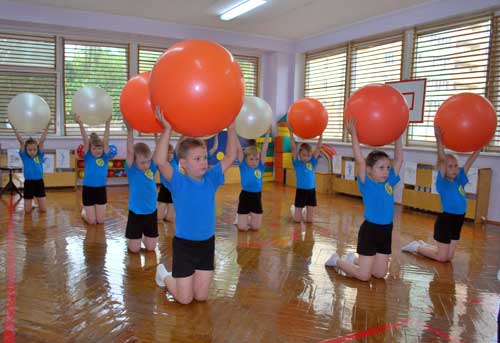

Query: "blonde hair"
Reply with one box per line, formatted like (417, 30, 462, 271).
(89, 133, 103, 147)
(134, 142, 151, 159)
(244, 146, 259, 158)
(177, 138, 205, 159)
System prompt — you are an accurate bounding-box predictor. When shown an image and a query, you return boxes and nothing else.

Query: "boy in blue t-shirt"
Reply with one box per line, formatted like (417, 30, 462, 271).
(125, 122, 159, 253)
(157, 143, 178, 222)
(235, 128, 271, 231)
(288, 123, 323, 223)
(75, 114, 111, 225)
(154, 110, 237, 305)
(401, 127, 480, 262)
(12, 123, 49, 214)
(326, 118, 403, 282)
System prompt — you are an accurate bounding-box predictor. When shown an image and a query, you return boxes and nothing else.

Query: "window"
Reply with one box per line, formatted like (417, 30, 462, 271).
(350, 36, 403, 93)
(234, 54, 259, 96)
(303, 35, 402, 141)
(408, 17, 492, 145)
(64, 40, 129, 135)
(0, 33, 56, 134)
(138, 46, 165, 73)
(487, 14, 500, 150)
(304, 47, 347, 140)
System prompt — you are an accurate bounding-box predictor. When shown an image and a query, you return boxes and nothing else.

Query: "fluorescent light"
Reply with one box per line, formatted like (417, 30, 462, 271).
(220, 0, 266, 21)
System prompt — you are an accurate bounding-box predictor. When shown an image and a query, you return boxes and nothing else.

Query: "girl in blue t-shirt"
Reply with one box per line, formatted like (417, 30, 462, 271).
(326, 118, 403, 281)
(125, 121, 159, 253)
(401, 127, 480, 262)
(288, 123, 323, 223)
(75, 113, 111, 225)
(12, 122, 49, 214)
(235, 128, 271, 231)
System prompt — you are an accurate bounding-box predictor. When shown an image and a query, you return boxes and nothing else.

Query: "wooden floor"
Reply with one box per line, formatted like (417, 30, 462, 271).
(0, 182, 499, 343)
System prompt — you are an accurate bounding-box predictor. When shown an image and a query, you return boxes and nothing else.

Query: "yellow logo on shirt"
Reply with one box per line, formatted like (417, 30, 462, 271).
(33, 156, 40, 164)
(145, 169, 154, 180)
(96, 158, 105, 167)
(306, 162, 312, 170)
(385, 183, 393, 195)
(254, 170, 262, 179)
(458, 185, 465, 196)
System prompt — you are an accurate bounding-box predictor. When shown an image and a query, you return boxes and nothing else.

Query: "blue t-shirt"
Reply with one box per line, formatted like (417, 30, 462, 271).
(83, 151, 109, 187)
(358, 168, 400, 225)
(293, 156, 318, 190)
(160, 154, 179, 189)
(19, 149, 44, 180)
(436, 168, 468, 215)
(167, 162, 224, 241)
(126, 161, 158, 214)
(239, 159, 265, 193)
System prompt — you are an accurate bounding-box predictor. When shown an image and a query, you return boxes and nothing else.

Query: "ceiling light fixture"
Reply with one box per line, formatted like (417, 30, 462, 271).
(219, 0, 266, 21)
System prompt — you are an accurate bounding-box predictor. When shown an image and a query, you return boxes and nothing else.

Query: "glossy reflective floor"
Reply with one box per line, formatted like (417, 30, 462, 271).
(0, 183, 499, 342)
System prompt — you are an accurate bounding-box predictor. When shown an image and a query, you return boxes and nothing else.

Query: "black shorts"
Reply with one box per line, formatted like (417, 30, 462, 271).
(126, 210, 158, 239)
(357, 220, 393, 256)
(24, 179, 45, 199)
(82, 186, 107, 206)
(433, 212, 465, 244)
(294, 188, 317, 208)
(237, 190, 263, 214)
(172, 236, 215, 278)
(157, 184, 173, 204)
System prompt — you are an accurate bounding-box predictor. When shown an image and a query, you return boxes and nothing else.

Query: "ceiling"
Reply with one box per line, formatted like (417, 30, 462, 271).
(12, 0, 435, 40)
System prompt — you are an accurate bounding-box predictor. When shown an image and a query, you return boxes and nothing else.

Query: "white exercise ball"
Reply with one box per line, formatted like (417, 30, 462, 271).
(235, 96, 273, 139)
(8, 93, 51, 133)
(72, 86, 112, 125)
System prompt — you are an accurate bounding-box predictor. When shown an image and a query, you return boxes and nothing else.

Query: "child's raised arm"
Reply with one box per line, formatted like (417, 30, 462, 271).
(312, 133, 323, 159)
(208, 134, 219, 156)
(346, 118, 366, 183)
(259, 127, 271, 165)
(393, 134, 404, 175)
(463, 149, 480, 174)
(435, 127, 446, 176)
(103, 118, 111, 154)
(125, 120, 134, 168)
(38, 121, 50, 152)
(153, 108, 174, 182)
(74, 113, 89, 154)
(287, 122, 298, 159)
(11, 123, 25, 151)
(221, 122, 237, 172)
(236, 136, 244, 163)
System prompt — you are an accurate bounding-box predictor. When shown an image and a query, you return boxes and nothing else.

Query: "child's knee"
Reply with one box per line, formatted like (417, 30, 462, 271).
(358, 272, 372, 282)
(177, 294, 194, 305)
(372, 271, 387, 279)
(237, 223, 248, 231)
(128, 245, 141, 253)
(436, 254, 450, 263)
(194, 294, 208, 302)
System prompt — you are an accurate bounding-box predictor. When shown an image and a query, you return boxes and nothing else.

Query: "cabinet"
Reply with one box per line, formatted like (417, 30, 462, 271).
(75, 157, 128, 186)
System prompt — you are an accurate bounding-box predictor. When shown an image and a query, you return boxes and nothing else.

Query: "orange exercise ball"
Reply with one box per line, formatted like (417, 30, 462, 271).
(287, 98, 328, 139)
(434, 93, 497, 152)
(149, 39, 244, 137)
(120, 72, 163, 134)
(345, 84, 409, 146)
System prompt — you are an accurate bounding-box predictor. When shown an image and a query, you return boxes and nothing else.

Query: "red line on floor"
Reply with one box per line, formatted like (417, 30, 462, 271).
(3, 195, 16, 343)
(319, 320, 410, 343)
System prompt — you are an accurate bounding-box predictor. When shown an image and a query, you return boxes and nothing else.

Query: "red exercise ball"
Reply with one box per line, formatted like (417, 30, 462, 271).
(120, 72, 163, 134)
(108, 170, 114, 177)
(76, 144, 85, 158)
(287, 98, 328, 139)
(149, 39, 244, 137)
(434, 93, 497, 152)
(345, 84, 409, 146)
(77, 160, 84, 168)
(113, 160, 122, 168)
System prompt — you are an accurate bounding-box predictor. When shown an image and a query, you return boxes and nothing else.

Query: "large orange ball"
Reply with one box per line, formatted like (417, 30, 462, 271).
(434, 93, 497, 152)
(287, 98, 328, 139)
(120, 72, 163, 134)
(345, 84, 409, 146)
(149, 40, 244, 137)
